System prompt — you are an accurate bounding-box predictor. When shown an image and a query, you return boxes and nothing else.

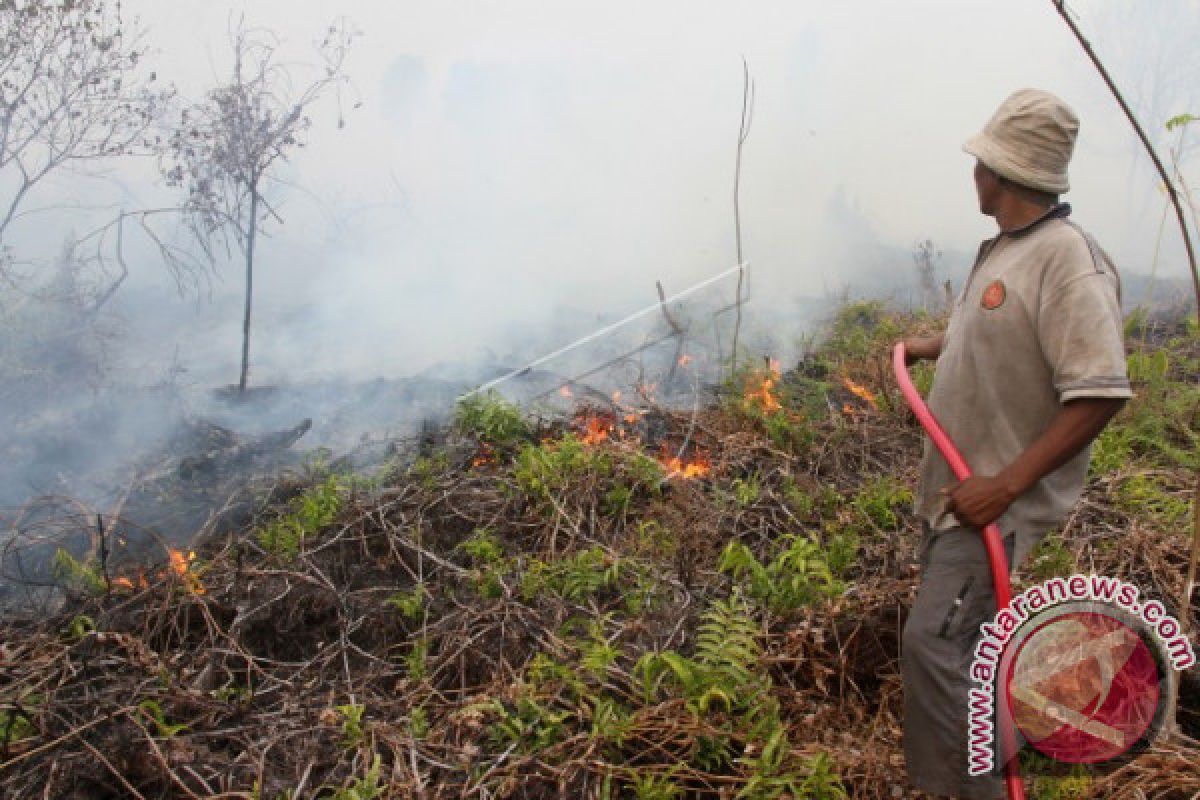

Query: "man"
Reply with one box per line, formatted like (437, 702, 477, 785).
(898, 88, 1132, 798)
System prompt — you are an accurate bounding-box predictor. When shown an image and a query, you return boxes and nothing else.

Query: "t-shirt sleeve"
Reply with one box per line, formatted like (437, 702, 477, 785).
(1037, 255, 1133, 404)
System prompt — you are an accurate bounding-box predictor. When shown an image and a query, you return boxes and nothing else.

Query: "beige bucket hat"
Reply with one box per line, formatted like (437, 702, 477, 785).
(964, 88, 1079, 194)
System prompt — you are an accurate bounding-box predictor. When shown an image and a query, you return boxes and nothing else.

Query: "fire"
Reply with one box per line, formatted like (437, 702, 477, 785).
(657, 446, 711, 480)
(472, 443, 495, 467)
(573, 410, 614, 448)
(112, 575, 147, 591)
(110, 550, 203, 594)
(611, 390, 622, 405)
(841, 374, 879, 412)
(744, 370, 782, 413)
(559, 385, 573, 398)
(168, 549, 206, 595)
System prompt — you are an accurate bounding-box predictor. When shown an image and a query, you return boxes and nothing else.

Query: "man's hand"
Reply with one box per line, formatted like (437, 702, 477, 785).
(899, 334, 945, 366)
(943, 475, 1019, 527)
(943, 397, 1126, 528)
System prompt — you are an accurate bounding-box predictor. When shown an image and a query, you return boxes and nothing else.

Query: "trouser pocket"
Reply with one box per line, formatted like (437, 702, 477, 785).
(936, 574, 976, 639)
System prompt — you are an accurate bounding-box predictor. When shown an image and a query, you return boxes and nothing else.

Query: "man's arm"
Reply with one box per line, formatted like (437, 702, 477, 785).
(946, 397, 1126, 527)
(901, 333, 945, 365)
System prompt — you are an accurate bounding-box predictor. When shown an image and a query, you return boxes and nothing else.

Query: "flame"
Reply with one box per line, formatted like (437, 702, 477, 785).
(559, 385, 573, 398)
(168, 548, 206, 595)
(744, 371, 781, 413)
(112, 575, 146, 592)
(576, 410, 619, 448)
(657, 445, 711, 480)
(611, 390, 622, 405)
(472, 443, 495, 467)
(841, 374, 879, 412)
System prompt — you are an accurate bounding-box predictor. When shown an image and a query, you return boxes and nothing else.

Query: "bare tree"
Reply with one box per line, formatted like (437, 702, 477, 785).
(164, 18, 356, 393)
(0, 0, 167, 266)
(911, 238, 942, 311)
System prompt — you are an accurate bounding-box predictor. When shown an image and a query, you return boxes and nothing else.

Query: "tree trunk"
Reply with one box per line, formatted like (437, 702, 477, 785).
(239, 185, 259, 393)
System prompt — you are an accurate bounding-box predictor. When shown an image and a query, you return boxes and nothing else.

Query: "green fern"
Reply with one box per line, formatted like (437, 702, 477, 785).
(718, 536, 841, 612)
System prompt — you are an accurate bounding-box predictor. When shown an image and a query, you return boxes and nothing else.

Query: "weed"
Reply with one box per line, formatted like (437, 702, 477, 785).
(1115, 473, 1190, 527)
(257, 476, 344, 559)
(484, 693, 569, 754)
(1026, 532, 1075, 581)
(0, 710, 35, 748)
(385, 584, 427, 622)
(823, 527, 860, 578)
(63, 614, 96, 641)
(628, 767, 683, 800)
(329, 754, 384, 800)
(336, 703, 366, 749)
(589, 696, 633, 748)
(409, 451, 450, 489)
(852, 475, 913, 530)
(514, 434, 612, 504)
(634, 592, 765, 716)
(719, 536, 841, 613)
(407, 706, 430, 739)
(454, 391, 532, 452)
(521, 546, 621, 603)
(51, 550, 106, 596)
(405, 638, 429, 682)
(138, 699, 187, 738)
(730, 476, 761, 508)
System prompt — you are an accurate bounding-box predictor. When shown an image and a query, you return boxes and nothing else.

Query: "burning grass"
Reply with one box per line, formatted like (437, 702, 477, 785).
(0, 302, 1197, 798)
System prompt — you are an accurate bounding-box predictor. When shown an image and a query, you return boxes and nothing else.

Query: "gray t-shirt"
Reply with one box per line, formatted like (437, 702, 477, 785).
(915, 205, 1132, 557)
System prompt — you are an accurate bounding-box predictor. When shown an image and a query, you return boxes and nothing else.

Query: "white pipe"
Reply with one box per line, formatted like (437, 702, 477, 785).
(458, 262, 748, 400)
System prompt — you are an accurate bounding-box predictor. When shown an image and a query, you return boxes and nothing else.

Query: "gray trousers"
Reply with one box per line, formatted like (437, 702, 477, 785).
(902, 525, 1025, 800)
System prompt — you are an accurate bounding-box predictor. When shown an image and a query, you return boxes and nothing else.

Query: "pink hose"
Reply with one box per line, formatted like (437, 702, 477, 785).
(893, 342, 1025, 800)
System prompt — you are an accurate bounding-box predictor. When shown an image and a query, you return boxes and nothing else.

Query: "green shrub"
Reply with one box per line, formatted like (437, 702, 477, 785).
(852, 475, 913, 530)
(257, 476, 344, 559)
(514, 434, 613, 504)
(454, 391, 532, 452)
(718, 536, 842, 613)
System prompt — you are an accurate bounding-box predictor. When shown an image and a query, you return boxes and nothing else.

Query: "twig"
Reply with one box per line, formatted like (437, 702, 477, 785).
(730, 56, 754, 375)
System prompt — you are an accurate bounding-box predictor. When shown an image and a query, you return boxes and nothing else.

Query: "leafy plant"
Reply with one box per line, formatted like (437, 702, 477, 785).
(0, 709, 36, 748)
(521, 546, 622, 603)
(407, 706, 430, 740)
(454, 391, 532, 452)
(138, 699, 188, 738)
(404, 638, 430, 682)
(628, 767, 683, 800)
(635, 592, 764, 716)
(1115, 473, 1190, 526)
(514, 434, 613, 504)
(51, 550, 106, 596)
(589, 696, 633, 748)
(385, 584, 427, 622)
(851, 475, 913, 530)
(336, 703, 367, 749)
(484, 693, 569, 754)
(329, 754, 384, 800)
(730, 476, 761, 508)
(1027, 532, 1075, 581)
(257, 476, 344, 559)
(719, 536, 841, 613)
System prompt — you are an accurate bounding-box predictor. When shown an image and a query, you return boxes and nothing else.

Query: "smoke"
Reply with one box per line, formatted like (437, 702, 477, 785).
(2, 0, 1198, 575)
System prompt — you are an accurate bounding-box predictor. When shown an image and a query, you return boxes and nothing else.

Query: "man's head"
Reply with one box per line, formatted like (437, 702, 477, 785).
(965, 89, 1079, 216)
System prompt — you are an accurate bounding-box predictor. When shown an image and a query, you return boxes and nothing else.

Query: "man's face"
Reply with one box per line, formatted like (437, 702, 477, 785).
(973, 159, 1002, 216)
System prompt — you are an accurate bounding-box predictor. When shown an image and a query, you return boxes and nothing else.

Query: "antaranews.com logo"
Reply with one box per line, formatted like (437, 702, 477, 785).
(966, 573, 1196, 776)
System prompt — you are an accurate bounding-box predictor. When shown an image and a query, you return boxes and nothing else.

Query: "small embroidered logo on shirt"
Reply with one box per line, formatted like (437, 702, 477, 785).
(981, 280, 1006, 310)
